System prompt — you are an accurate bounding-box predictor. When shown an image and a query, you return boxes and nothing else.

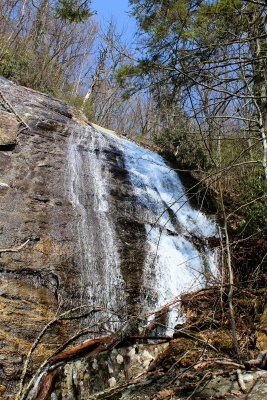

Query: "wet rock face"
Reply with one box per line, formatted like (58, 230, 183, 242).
(0, 78, 80, 398)
(101, 145, 148, 317)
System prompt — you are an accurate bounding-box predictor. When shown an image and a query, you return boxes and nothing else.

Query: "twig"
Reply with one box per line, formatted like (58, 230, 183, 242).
(34, 369, 59, 400)
(193, 358, 245, 370)
(0, 239, 30, 253)
(215, 361, 245, 369)
(16, 305, 109, 400)
(186, 372, 212, 400)
(174, 330, 218, 353)
(16, 316, 59, 400)
(237, 369, 247, 393)
(245, 350, 267, 369)
(0, 90, 30, 130)
(87, 371, 164, 399)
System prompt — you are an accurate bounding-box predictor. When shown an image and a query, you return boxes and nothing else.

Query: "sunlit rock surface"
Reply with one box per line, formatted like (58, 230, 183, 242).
(0, 77, 217, 399)
(0, 110, 18, 146)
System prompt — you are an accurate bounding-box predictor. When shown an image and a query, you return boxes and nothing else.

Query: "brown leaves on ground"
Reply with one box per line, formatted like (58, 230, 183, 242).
(144, 389, 175, 400)
(156, 389, 174, 399)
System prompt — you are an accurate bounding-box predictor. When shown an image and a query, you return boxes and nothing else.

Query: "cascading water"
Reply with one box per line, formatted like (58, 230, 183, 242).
(68, 123, 218, 331)
(115, 135, 218, 310)
(68, 127, 126, 316)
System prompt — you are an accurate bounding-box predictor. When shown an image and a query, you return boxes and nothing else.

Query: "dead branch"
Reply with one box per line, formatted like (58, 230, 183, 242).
(35, 369, 59, 400)
(245, 350, 267, 370)
(0, 90, 30, 130)
(144, 295, 181, 319)
(16, 287, 251, 400)
(193, 358, 245, 370)
(16, 313, 60, 400)
(17, 295, 179, 400)
(32, 333, 170, 399)
(32, 319, 137, 399)
(236, 368, 247, 393)
(214, 360, 245, 369)
(46, 326, 107, 360)
(185, 372, 212, 400)
(48, 336, 110, 364)
(16, 305, 109, 400)
(173, 330, 218, 353)
(87, 371, 165, 400)
(0, 239, 30, 253)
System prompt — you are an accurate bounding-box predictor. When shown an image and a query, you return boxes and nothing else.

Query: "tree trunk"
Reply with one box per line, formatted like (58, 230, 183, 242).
(249, 3, 267, 178)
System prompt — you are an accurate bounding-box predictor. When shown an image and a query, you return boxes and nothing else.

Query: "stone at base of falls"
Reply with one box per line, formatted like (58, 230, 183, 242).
(202, 370, 267, 400)
(0, 111, 18, 145)
(53, 360, 267, 400)
(53, 343, 168, 399)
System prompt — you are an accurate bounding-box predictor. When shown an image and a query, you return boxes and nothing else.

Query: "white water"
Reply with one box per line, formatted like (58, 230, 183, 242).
(68, 126, 126, 318)
(68, 124, 218, 330)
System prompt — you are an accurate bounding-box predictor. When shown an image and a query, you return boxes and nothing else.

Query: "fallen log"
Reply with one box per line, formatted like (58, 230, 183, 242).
(34, 319, 137, 399)
(49, 336, 109, 364)
(245, 350, 267, 370)
(48, 334, 171, 365)
(35, 369, 59, 400)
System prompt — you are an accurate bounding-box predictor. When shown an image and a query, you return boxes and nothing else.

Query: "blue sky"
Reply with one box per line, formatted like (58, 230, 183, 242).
(91, 0, 137, 40)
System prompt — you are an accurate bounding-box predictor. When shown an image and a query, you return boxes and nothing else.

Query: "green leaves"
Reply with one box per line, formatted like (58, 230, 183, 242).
(237, 178, 267, 236)
(0, 46, 33, 84)
(56, 0, 94, 22)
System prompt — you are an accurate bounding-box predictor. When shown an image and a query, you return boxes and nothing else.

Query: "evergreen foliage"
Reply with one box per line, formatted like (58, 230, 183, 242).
(123, 0, 267, 240)
(56, 0, 94, 22)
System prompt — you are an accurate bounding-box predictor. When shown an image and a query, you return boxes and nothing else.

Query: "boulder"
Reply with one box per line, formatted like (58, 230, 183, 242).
(0, 111, 18, 145)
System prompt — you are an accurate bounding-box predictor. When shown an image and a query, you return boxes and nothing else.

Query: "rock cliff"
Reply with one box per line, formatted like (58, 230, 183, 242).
(0, 78, 84, 398)
(0, 77, 218, 399)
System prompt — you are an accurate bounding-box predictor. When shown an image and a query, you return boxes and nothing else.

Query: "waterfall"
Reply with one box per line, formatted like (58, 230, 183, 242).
(114, 136, 217, 308)
(68, 124, 218, 330)
(68, 126, 126, 319)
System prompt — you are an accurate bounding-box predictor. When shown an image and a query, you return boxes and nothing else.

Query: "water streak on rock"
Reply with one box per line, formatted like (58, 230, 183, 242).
(68, 127, 125, 316)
